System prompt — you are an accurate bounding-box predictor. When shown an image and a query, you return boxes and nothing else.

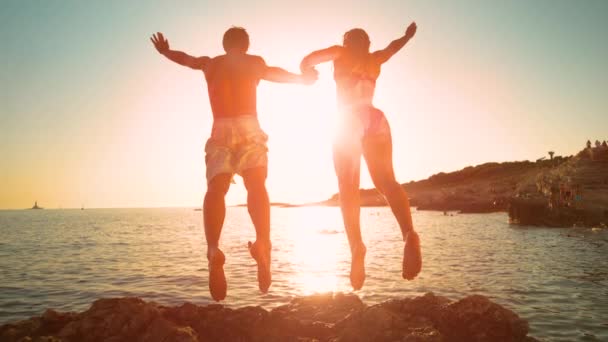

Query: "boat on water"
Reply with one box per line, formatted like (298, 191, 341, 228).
(31, 201, 43, 210)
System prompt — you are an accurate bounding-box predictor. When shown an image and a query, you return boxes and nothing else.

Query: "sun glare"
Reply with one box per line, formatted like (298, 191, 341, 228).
(257, 65, 341, 204)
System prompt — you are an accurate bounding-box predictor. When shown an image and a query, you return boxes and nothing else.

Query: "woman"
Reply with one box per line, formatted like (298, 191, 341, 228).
(300, 23, 421, 290)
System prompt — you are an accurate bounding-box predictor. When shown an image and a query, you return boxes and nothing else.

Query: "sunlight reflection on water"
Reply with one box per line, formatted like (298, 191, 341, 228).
(280, 207, 349, 295)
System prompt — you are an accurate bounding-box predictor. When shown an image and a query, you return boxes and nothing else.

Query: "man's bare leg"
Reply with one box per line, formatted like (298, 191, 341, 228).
(363, 134, 422, 280)
(242, 167, 272, 293)
(334, 147, 367, 290)
(203, 173, 232, 301)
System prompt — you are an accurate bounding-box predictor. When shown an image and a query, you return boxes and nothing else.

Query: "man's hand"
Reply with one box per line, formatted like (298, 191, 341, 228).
(300, 67, 318, 85)
(151, 32, 170, 54)
(405, 22, 417, 39)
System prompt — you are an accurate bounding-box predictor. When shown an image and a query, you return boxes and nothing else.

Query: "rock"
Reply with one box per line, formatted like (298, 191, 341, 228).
(0, 293, 537, 342)
(440, 295, 529, 342)
(272, 292, 364, 324)
(336, 304, 441, 342)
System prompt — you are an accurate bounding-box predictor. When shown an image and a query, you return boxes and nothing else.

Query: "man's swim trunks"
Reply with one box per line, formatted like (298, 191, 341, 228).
(204, 115, 268, 183)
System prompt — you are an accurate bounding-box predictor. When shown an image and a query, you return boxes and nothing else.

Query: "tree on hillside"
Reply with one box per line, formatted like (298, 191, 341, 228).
(548, 151, 554, 160)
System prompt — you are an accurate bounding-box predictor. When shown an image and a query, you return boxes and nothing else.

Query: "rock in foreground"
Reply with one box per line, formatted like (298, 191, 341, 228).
(0, 293, 538, 342)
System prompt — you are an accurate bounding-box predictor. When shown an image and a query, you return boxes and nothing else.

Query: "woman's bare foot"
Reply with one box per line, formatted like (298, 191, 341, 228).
(402, 231, 422, 280)
(350, 243, 367, 290)
(248, 240, 271, 293)
(207, 248, 227, 301)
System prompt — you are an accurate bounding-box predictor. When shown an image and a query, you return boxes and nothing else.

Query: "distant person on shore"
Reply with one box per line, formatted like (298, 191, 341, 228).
(299, 23, 422, 290)
(151, 28, 316, 301)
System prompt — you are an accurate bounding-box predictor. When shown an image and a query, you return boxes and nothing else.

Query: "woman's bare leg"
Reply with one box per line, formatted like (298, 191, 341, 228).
(363, 132, 421, 280)
(333, 143, 367, 290)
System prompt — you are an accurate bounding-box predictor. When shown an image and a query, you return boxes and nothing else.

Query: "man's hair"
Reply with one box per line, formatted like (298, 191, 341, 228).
(343, 28, 370, 54)
(223, 27, 249, 53)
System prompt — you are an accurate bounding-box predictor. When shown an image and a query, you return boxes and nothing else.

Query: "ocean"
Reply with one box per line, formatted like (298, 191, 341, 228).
(0, 207, 607, 341)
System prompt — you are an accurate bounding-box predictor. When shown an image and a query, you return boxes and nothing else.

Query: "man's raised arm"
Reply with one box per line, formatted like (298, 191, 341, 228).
(150, 32, 210, 71)
(373, 22, 417, 64)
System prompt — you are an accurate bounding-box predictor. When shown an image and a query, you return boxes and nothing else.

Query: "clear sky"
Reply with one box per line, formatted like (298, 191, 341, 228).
(1, 0, 607, 209)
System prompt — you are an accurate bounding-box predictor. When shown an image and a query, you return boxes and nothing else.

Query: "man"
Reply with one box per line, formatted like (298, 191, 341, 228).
(151, 27, 316, 301)
(299, 23, 421, 290)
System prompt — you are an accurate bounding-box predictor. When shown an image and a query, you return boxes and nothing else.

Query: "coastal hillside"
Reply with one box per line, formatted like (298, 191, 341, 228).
(404, 160, 551, 213)
(319, 145, 608, 226)
(320, 159, 557, 212)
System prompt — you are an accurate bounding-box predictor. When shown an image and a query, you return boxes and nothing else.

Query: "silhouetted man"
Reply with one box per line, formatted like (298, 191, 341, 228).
(151, 27, 316, 301)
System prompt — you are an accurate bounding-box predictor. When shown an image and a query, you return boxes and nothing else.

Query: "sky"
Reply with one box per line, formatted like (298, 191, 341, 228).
(1, 0, 607, 209)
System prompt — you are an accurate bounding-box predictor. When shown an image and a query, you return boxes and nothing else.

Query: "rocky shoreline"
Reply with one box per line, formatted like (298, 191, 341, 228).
(508, 148, 608, 227)
(0, 292, 537, 342)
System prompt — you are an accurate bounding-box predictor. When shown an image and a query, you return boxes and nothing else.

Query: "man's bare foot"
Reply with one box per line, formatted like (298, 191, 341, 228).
(248, 240, 271, 293)
(402, 231, 422, 280)
(350, 243, 366, 290)
(207, 248, 227, 301)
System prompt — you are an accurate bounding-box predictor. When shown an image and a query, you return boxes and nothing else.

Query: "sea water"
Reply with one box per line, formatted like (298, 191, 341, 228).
(0, 207, 607, 341)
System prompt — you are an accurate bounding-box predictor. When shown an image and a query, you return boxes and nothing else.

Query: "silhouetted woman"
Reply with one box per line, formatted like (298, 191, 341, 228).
(300, 23, 421, 290)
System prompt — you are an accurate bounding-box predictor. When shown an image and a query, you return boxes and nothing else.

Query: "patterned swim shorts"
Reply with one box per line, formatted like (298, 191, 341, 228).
(204, 115, 268, 183)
